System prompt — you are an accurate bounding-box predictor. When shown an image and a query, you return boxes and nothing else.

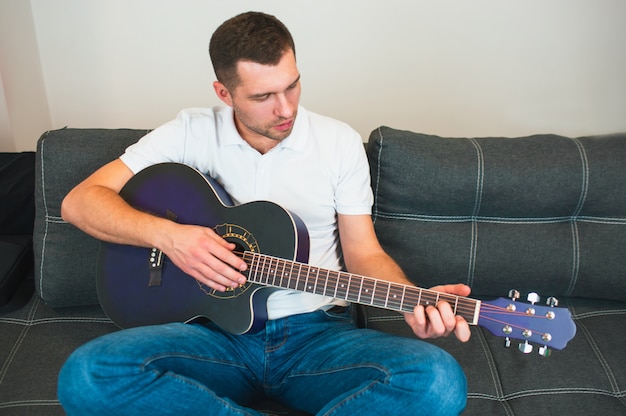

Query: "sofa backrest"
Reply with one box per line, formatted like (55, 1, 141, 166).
(34, 126, 626, 308)
(34, 128, 148, 307)
(367, 126, 626, 302)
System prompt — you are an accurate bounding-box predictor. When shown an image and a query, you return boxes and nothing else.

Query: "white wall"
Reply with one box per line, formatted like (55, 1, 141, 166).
(2, 0, 625, 151)
(0, 0, 51, 151)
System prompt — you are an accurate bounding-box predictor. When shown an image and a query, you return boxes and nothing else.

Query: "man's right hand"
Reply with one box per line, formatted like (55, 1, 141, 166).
(159, 223, 248, 292)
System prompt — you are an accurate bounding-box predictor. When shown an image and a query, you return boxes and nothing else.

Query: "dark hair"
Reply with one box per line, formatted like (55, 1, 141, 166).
(209, 12, 296, 90)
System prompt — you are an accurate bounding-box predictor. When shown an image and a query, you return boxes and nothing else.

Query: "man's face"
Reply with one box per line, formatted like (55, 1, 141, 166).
(215, 49, 301, 146)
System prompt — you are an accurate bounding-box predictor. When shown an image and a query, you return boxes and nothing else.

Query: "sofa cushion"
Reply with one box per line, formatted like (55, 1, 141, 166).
(367, 127, 626, 302)
(34, 128, 148, 307)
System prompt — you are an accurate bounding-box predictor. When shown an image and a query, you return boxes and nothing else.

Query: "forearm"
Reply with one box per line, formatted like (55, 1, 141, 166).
(62, 183, 173, 249)
(342, 244, 415, 289)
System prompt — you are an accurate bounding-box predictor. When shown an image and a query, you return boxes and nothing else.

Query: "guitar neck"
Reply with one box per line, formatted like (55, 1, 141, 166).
(243, 251, 480, 325)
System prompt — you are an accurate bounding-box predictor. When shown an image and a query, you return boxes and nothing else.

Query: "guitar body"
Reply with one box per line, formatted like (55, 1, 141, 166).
(97, 163, 310, 334)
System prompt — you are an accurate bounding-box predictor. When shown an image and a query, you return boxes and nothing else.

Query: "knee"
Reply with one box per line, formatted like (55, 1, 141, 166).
(57, 343, 109, 414)
(422, 348, 467, 415)
(389, 345, 466, 415)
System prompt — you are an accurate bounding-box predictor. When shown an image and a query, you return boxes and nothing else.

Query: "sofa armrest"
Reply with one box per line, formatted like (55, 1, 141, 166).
(34, 128, 149, 307)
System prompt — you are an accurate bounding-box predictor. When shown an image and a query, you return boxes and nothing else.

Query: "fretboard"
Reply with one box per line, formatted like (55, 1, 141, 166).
(242, 251, 480, 325)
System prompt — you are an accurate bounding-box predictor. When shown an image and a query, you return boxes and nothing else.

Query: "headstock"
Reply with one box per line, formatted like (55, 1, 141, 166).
(478, 290, 576, 355)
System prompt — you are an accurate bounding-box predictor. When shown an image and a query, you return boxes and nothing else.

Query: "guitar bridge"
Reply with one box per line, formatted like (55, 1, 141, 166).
(147, 209, 178, 287)
(148, 247, 164, 287)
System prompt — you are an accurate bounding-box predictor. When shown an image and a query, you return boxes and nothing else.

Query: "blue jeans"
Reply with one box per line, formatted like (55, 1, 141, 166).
(58, 308, 466, 415)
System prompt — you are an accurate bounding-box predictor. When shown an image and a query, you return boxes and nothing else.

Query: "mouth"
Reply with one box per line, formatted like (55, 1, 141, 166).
(274, 119, 294, 132)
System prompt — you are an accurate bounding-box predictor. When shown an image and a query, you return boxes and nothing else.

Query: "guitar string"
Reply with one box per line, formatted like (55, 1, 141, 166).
(242, 251, 558, 336)
(478, 315, 550, 338)
(242, 252, 481, 318)
(245, 254, 482, 317)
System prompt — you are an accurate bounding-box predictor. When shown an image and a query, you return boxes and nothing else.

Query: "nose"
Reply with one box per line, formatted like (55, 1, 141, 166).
(274, 93, 296, 119)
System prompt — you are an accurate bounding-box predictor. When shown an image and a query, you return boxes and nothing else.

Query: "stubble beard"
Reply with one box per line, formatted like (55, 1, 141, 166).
(233, 106, 297, 142)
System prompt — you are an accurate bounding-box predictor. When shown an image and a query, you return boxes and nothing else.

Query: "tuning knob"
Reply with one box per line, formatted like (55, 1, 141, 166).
(546, 296, 559, 307)
(519, 341, 533, 354)
(538, 345, 551, 357)
(527, 292, 540, 305)
(508, 289, 520, 301)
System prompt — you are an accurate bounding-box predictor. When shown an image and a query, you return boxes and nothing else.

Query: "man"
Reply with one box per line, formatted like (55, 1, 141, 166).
(58, 11, 471, 415)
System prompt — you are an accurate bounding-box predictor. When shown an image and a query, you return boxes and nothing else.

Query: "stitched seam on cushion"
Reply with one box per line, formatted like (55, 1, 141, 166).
(566, 137, 589, 298)
(573, 309, 626, 319)
(475, 328, 515, 415)
(38, 132, 50, 301)
(0, 297, 41, 383)
(567, 220, 580, 297)
(0, 400, 61, 409)
(371, 127, 384, 224)
(467, 138, 484, 288)
(571, 137, 590, 218)
(373, 213, 626, 224)
(468, 138, 485, 218)
(468, 388, 626, 401)
(44, 215, 64, 223)
(576, 318, 620, 394)
(0, 317, 113, 325)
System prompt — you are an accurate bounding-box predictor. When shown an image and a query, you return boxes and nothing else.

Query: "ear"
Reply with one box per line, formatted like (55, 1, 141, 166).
(213, 81, 233, 107)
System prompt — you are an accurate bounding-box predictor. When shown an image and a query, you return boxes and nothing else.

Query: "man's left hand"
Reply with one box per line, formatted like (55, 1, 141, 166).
(403, 283, 472, 342)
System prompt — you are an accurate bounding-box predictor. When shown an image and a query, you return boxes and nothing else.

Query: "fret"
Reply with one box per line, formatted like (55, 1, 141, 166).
(346, 274, 360, 303)
(295, 263, 305, 292)
(321, 268, 329, 297)
(328, 270, 339, 298)
(311, 266, 320, 294)
(286, 261, 296, 290)
(277, 258, 287, 287)
(246, 253, 257, 283)
(270, 258, 280, 286)
(386, 284, 403, 310)
(259, 255, 269, 284)
(313, 267, 322, 295)
(335, 272, 349, 300)
(356, 276, 363, 303)
(303, 265, 312, 293)
(364, 278, 376, 305)
(383, 281, 391, 308)
(263, 257, 274, 284)
(304, 266, 318, 294)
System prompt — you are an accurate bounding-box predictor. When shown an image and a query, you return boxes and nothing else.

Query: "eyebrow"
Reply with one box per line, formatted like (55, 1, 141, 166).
(249, 74, 301, 99)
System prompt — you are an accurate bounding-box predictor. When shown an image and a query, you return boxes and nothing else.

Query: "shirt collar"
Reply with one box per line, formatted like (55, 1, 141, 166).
(217, 106, 308, 152)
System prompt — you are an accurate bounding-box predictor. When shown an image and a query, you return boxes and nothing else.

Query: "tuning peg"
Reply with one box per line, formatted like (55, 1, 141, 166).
(504, 338, 511, 348)
(538, 345, 551, 357)
(527, 292, 540, 305)
(546, 296, 559, 307)
(508, 289, 520, 301)
(519, 341, 533, 354)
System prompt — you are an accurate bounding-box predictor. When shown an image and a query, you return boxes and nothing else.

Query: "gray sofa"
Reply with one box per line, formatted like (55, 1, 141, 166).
(1, 126, 625, 415)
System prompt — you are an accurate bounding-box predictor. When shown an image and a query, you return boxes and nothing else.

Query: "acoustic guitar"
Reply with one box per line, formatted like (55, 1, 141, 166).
(97, 163, 576, 353)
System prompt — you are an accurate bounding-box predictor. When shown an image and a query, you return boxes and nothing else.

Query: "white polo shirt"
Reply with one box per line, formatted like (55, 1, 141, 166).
(120, 106, 373, 319)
